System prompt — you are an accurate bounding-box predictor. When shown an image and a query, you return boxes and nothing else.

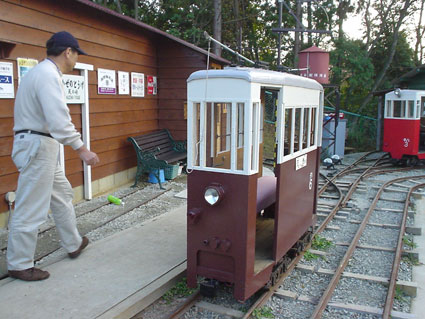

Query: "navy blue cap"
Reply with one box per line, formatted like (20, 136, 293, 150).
(46, 31, 87, 55)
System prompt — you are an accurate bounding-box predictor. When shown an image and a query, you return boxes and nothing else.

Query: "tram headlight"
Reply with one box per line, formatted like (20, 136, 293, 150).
(204, 184, 224, 206)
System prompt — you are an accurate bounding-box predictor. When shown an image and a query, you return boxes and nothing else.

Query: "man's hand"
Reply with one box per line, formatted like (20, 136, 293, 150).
(77, 145, 100, 166)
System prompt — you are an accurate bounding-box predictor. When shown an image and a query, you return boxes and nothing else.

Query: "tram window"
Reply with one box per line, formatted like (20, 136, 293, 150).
(302, 108, 309, 149)
(393, 100, 406, 118)
(294, 108, 301, 152)
(284, 108, 293, 155)
(310, 108, 316, 147)
(216, 103, 231, 154)
(386, 101, 392, 117)
(408, 101, 415, 118)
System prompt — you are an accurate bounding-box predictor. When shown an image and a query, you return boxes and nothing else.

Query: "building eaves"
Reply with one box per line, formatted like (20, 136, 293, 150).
(74, 0, 231, 65)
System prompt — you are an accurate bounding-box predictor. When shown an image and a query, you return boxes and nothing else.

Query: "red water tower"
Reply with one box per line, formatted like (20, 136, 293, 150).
(298, 46, 329, 84)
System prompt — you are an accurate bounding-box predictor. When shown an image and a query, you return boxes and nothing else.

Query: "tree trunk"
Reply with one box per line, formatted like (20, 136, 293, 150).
(134, 0, 139, 21)
(213, 0, 222, 56)
(358, 0, 413, 114)
(414, 0, 425, 65)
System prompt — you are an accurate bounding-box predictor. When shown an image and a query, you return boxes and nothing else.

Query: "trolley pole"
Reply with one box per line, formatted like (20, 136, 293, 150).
(277, 0, 283, 68)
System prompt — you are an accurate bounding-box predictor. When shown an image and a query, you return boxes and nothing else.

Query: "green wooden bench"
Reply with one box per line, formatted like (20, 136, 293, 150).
(127, 129, 187, 189)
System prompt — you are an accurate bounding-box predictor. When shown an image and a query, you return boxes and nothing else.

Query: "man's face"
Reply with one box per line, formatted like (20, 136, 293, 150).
(64, 47, 78, 73)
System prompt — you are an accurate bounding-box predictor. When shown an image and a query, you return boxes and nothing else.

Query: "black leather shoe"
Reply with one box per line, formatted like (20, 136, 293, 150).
(68, 236, 89, 259)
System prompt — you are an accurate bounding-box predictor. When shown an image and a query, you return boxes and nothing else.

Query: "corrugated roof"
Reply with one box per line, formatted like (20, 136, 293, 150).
(74, 0, 230, 65)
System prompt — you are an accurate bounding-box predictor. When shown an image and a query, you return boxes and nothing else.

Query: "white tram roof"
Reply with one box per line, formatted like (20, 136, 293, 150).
(187, 66, 323, 91)
(385, 89, 425, 100)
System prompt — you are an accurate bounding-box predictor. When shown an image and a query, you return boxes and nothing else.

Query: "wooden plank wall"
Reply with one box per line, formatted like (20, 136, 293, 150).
(157, 40, 207, 141)
(157, 39, 225, 140)
(0, 0, 160, 214)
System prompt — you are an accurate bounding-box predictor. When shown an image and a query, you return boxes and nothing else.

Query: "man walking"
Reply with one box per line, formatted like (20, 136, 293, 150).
(7, 31, 99, 281)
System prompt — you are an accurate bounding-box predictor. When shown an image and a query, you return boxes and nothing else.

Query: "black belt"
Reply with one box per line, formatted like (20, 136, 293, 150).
(15, 130, 53, 138)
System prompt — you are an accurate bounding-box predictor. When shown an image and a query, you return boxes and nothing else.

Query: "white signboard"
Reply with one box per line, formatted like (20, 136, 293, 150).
(62, 74, 85, 104)
(97, 68, 116, 94)
(17, 58, 38, 84)
(131, 72, 144, 97)
(0, 62, 14, 98)
(295, 154, 307, 171)
(118, 71, 129, 95)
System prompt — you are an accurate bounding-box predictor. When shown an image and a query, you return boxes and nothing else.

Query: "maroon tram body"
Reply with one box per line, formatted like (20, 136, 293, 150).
(186, 67, 323, 300)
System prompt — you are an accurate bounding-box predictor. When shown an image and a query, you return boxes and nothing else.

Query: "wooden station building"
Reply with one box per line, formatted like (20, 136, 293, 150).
(0, 0, 229, 226)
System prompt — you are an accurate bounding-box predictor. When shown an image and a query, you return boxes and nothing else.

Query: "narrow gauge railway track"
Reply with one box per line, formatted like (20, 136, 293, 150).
(310, 175, 425, 319)
(162, 153, 424, 319)
(161, 152, 420, 318)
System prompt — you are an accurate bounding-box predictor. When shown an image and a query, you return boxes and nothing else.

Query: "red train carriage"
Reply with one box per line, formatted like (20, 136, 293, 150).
(383, 89, 425, 165)
(186, 67, 324, 301)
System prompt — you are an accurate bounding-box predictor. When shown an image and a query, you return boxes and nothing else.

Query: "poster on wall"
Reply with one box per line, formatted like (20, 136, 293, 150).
(131, 72, 144, 97)
(118, 71, 129, 95)
(62, 74, 85, 104)
(147, 75, 157, 95)
(97, 68, 116, 94)
(0, 62, 14, 99)
(17, 58, 38, 84)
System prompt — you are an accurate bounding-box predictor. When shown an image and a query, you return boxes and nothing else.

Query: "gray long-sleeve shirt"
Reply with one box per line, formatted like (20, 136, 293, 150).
(13, 59, 84, 150)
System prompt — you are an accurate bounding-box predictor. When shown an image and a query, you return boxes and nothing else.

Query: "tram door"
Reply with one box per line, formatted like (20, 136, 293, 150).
(254, 88, 279, 269)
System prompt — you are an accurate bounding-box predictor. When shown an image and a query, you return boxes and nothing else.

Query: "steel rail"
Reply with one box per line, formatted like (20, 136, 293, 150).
(339, 154, 386, 207)
(383, 182, 425, 318)
(167, 290, 200, 319)
(310, 175, 425, 319)
(318, 151, 380, 196)
(315, 172, 344, 234)
(242, 242, 312, 319)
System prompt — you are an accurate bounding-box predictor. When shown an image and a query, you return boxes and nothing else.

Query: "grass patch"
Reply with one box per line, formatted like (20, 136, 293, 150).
(311, 235, 334, 251)
(403, 236, 417, 249)
(402, 255, 420, 266)
(252, 306, 274, 319)
(394, 287, 408, 303)
(162, 277, 197, 304)
(303, 250, 326, 261)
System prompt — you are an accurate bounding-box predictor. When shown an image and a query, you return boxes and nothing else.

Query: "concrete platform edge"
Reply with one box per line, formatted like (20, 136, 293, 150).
(96, 261, 187, 319)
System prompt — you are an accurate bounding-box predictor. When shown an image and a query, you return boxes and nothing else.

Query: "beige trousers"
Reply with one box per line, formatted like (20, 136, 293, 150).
(7, 133, 82, 270)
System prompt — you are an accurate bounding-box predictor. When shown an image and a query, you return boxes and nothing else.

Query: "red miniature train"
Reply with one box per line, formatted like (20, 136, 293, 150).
(382, 89, 425, 165)
(186, 67, 324, 301)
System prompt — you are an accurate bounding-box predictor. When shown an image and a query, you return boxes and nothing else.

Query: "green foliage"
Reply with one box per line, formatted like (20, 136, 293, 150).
(162, 277, 197, 304)
(394, 287, 408, 303)
(252, 306, 274, 319)
(330, 37, 375, 113)
(304, 251, 323, 261)
(402, 255, 420, 266)
(311, 235, 333, 251)
(403, 236, 417, 249)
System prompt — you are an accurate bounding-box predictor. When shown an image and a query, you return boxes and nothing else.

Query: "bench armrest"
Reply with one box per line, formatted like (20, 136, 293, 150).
(172, 140, 187, 153)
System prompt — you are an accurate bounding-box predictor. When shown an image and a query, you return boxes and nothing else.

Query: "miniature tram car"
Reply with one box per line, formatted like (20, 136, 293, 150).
(383, 89, 425, 166)
(186, 67, 324, 301)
